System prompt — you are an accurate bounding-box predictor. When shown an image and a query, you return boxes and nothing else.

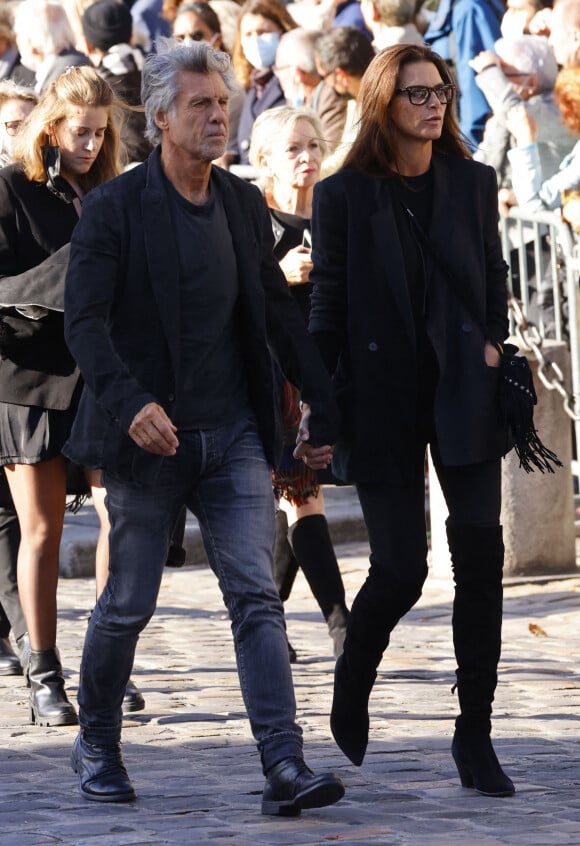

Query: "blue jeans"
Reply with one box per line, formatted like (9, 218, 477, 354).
(78, 416, 303, 773)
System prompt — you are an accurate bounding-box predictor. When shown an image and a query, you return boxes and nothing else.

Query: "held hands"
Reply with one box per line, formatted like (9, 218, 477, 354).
(292, 401, 335, 469)
(279, 246, 313, 286)
(129, 402, 179, 455)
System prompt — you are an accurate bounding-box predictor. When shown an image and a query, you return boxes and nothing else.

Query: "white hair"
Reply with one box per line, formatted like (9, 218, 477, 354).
(13, 0, 77, 55)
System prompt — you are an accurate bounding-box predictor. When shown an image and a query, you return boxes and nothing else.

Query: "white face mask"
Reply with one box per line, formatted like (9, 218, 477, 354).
(500, 11, 528, 40)
(241, 32, 280, 70)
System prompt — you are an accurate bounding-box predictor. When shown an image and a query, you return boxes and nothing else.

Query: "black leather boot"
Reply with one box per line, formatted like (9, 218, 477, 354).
(261, 756, 344, 816)
(28, 647, 78, 726)
(17, 632, 30, 685)
(0, 636, 22, 675)
(448, 523, 515, 797)
(122, 678, 145, 714)
(71, 733, 136, 802)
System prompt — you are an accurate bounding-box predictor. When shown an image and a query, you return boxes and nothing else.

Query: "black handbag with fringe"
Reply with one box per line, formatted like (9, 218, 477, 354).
(499, 343, 562, 473)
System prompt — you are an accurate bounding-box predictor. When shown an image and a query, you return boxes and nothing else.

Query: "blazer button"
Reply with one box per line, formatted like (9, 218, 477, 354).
(168, 393, 175, 402)
(461, 322, 473, 333)
(368, 342, 378, 352)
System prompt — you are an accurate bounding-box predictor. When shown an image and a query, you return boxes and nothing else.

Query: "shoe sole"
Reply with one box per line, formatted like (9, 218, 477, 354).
(30, 708, 79, 727)
(261, 780, 345, 816)
(0, 665, 23, 676)
(122, 699, 145, 714)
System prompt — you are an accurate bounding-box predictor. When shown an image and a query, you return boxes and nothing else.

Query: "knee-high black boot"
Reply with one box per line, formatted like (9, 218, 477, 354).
(331, 566, 423, 766)
(447, 523, 514, 797)
(29, 647, 78, 727)
(273, 509, 299, 662)
(289, 514, 349, 657)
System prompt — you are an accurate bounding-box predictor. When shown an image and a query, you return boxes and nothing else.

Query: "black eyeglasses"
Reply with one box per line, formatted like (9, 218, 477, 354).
(174, 29, 206, 42)
(395, 84, 456, 105)
(2, 120, 23, 136)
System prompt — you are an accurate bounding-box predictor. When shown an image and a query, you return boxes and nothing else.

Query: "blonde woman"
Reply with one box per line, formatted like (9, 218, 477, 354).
(250, 105, 349, 660)
(0, 66, 122, 725)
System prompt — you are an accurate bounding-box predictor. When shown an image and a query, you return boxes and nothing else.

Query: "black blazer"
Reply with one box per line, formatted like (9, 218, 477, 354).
(64, 149, 339, 484)
(0, 165, 80, 410)
(309, 154, 509, 483)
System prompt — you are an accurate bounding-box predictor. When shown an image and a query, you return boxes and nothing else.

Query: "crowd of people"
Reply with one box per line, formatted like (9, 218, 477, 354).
(0, 0, 577, 817)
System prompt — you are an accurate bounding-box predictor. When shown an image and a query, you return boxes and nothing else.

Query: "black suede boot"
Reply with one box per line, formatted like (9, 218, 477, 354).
(29, 647, 78, 727)
(289, 514, 349, 656)
(330, 567, 423, 766)
(447, 523, 514, 797)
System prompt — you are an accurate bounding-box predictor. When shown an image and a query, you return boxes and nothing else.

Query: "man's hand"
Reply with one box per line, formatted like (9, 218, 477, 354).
(128, 402, 179, 455)
(292, 401, 334, 469)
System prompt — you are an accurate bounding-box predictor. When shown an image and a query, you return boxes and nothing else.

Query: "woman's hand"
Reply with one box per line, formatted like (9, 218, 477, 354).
(279, 245, 313, 286)
(484, 341, 502, 368)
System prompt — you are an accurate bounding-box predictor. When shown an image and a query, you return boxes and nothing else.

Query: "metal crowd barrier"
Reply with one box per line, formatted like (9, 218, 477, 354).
(499, 208, 580, 458)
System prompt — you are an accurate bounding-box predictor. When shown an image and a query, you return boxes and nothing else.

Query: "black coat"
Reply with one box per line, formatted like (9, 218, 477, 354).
(309, 154, 509, 483)
(0, 165, 79, 410)
(64, 149, 339, 484)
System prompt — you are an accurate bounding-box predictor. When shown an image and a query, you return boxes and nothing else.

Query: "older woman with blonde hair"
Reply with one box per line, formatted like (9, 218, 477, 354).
(250, 105, 350, 661)
(0, 65, 123, 727)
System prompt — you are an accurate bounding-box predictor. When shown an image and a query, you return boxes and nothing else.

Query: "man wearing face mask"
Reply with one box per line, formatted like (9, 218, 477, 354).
(274, 28, 348, 155)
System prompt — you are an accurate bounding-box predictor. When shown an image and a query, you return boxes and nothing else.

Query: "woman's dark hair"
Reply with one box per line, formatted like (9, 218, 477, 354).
(342, 44, 471, 177)
(174, 2, 221, 35)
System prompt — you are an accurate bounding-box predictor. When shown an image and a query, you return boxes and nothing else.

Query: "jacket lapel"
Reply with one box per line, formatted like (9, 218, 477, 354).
(429, 155, 482, 329)
(141, 150, 181, 378)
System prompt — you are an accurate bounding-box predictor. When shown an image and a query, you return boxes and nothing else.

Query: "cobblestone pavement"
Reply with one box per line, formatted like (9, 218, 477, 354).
(2, 541, 580, 846)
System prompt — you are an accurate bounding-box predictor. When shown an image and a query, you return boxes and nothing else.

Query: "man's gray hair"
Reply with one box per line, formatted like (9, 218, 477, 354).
(142, 37, 237, 146)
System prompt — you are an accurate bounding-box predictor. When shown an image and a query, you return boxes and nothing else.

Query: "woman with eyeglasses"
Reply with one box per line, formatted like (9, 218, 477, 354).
(0, 66, 124, 727)
(302, 44, 514, 796)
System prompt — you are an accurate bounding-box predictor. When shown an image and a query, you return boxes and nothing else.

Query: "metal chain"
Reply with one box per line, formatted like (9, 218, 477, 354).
(508, 292, 580, 421)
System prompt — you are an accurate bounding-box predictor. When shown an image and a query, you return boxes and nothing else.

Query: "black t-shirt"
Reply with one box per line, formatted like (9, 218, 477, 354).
(165, 173, 251, 429)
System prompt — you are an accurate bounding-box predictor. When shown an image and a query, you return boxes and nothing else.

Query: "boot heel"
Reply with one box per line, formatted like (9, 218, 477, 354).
(452, 752, 474, 788)
(452, 731, 515, 797)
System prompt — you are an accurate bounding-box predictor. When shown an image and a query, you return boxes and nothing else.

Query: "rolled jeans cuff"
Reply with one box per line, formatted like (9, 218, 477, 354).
(259, 730, 304, 774)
